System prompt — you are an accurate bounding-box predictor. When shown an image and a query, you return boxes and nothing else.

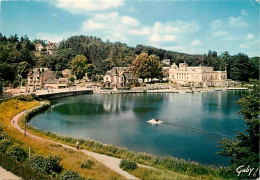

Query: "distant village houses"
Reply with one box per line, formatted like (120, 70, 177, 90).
(161, 59, 171, 67)
(27, 68, 68, 90)
(103, 67, 138, 88)
(169, 62, 228, 87)
(46, 42, 57, 55)
(35, 43, 44, 52)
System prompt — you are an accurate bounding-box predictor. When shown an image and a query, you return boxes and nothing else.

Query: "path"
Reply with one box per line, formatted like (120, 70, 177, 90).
(11, 102, 145, 180)
(0, 166, 21, 180)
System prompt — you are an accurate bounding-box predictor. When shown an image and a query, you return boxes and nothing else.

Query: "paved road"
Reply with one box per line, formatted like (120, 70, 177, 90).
(0, 166, 21, 180)
(11, 102, 143, 180)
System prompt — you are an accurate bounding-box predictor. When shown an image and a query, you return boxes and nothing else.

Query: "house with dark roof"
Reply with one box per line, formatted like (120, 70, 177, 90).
(103, 67, 138, 88)
(46, 41, 57, 55)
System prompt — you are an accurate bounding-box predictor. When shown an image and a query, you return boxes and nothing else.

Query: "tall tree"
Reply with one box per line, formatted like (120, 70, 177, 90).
(249, 57, 259, 80)
(132, 53, 151, 82)
(132, 53, 162, 82)
(147, 55, 163, 80)
(218, 80, 259, 179)
(70, 55, 88, 79)
(230, 53, 251, 81)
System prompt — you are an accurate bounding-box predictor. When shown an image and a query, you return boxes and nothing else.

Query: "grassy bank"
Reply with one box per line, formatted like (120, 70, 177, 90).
(0, 98, 123, 179)
(19, 100, 234, 179)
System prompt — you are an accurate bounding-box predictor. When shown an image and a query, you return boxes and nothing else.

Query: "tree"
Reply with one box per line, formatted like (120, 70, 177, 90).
(218, 80, 259, 179)
(56, 71, 63, 79)
(70, 55, 88, 79)
(132, 53, 151, 82)
(85, 64, 96, 79)
(230, 53, 251, 81)
(148, 55, 163, 80)
(69, 76, 75, 83)
(0, 82, 2, 95)
(249, 57, 259, 80)
(17, 61, 30, 78)
(132, 53, 163, 82)
(0, 63, 16, 82)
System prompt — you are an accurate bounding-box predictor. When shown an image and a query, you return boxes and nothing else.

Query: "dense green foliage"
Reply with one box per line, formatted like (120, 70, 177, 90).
(70, 55, 88, 79)
(27, 155, 62, 175)
(0, 33, 36, 85)
(218, 80, 259, 179)
(0, 82, 2, 95)
(6, 145, 28, 162)
(132, 53, 163, 81)
(120, 159, 137, 170)
(59, 170, 81, 180)
(0, 139, 13, 153)
(0, 33, 258, 86)
(0, 152, 54, 180)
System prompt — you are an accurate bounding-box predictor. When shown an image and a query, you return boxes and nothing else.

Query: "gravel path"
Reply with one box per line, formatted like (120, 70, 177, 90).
(0, 166, 22, 180)
(11, 102, 141, 180)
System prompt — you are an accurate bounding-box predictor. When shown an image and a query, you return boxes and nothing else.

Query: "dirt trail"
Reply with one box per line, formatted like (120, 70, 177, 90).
(0, 166, 22, 180)
(11, 102, 151, 179)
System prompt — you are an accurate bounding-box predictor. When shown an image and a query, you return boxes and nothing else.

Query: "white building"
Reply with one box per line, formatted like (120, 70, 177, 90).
(169, 62, 228, 87)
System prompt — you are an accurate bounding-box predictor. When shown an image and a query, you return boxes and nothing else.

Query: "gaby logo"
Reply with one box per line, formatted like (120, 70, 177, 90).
(236, 165, 259, 177)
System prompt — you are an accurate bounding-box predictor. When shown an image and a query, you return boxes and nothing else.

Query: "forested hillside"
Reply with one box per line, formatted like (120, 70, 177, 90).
(0, 33, 259, 87)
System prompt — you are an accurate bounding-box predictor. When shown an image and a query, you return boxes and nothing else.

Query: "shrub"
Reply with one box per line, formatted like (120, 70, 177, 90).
(0, 152, 52, 180)
(6, 145, 27, 162)
(12, 80, 19, 88)
(18, 94, 38, 101)
(45, 155, 62, 174)
(27, 155, 62, 175)
(0, 132, 9, 140)
(60, 170, 81, 180)
(80, 160, 94, 169)
(0, 139, 13, 153)
(119, 159, 137, 170)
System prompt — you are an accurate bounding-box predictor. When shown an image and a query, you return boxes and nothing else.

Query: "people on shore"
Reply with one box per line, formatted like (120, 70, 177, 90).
(76, 141, 79, 150)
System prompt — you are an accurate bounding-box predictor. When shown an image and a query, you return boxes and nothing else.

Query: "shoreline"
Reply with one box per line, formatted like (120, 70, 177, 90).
(1, 87, 248, 101)
(94, 87, 248, 94)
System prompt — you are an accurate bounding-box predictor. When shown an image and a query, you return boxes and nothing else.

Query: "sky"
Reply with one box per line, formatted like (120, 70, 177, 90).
(0, 0, 259, 57)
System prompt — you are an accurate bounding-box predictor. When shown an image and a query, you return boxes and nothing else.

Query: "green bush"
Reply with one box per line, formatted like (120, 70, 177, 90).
(0, 132, 9, 140)
(60, 170, 81, 180)
(80, 160, 94, 169)
(6, 145, 27, 162)
(0, 139, 13, 153)
(0, 152, 52, 180)
(17, 94, 37, 101)
(12, 80, 19, 88)
(120, 159, 137, 170)
(27, 155, 62, 175)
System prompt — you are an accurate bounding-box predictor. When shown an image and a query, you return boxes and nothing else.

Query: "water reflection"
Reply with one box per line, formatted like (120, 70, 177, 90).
(29, 91, 246, 166)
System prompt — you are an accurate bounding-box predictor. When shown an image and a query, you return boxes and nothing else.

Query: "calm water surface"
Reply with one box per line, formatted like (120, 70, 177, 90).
(29, 91, 246, 166)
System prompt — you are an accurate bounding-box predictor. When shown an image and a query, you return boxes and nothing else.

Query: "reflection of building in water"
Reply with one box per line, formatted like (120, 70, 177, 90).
(103, 95, 122, 113)
(169, 62, 229, 87)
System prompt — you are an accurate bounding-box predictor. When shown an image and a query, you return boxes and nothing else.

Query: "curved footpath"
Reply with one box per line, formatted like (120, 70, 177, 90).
(0, 166, 22, 180)
(11, 102, 152, 180)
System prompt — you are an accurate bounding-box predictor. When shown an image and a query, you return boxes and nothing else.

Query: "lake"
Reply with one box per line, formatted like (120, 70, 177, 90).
(29, 90, 246, 166)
